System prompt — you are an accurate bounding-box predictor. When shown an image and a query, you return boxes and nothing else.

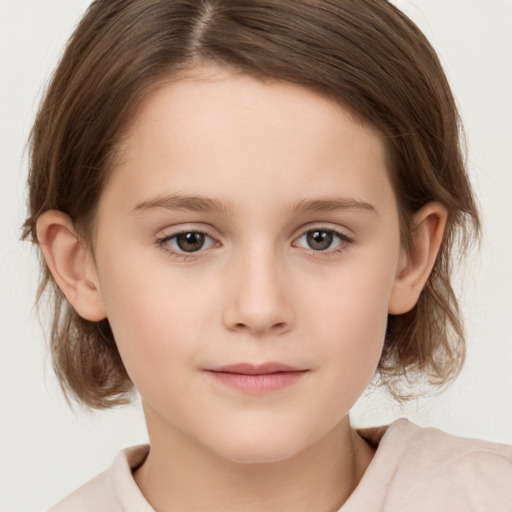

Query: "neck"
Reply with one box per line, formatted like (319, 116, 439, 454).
(134, 408, 374, 512)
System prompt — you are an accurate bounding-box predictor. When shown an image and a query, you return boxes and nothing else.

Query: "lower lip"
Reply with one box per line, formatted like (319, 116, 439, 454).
(206, 371, 307, 393)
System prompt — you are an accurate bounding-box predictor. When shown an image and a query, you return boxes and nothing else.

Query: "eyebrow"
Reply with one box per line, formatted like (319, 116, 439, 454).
(130, 193, 377, 217)
(293, 197, 377, 215)
(130, 194, 232, 215)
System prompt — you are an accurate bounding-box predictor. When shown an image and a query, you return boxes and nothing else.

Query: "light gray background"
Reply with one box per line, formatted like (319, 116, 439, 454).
(1, 1, 511, 511)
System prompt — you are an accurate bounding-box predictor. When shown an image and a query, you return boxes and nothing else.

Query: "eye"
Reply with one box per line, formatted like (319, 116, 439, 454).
(163, 231, 216, 253)
(294, 229, 349, 251)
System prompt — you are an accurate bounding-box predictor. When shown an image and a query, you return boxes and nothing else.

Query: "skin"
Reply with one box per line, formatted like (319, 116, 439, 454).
(37, 65, 447, 511)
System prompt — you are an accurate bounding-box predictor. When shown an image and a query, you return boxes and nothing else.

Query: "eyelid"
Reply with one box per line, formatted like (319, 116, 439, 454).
(168, 230, 216, 251)
(291, 224, 354, 254)
(156, 222, 222, 243)
(292, 222, 354, 241)
(154, 222, 353, 261)
(156, 225, 221, 260)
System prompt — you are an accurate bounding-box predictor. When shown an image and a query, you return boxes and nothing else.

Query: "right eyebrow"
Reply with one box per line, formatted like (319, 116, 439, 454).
(130, 194, 232, 215)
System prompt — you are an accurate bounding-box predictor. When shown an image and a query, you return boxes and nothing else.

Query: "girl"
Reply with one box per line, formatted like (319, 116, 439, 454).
(19, 0, 512, 510)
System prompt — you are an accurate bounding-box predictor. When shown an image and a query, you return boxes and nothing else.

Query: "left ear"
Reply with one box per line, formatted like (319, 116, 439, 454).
(388, 202, 447, 315)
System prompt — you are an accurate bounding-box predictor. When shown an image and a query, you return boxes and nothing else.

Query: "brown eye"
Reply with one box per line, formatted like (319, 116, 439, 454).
(175, 232, 206, 252)
(163, 231, 216, 253)
(306, 230, 334, 251)
(295, 229, 349, 252)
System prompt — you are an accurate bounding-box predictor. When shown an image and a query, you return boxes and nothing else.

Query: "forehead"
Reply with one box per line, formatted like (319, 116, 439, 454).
(102, 66, 395, 219)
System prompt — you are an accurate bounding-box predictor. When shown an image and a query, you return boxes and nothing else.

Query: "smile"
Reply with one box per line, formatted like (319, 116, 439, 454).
(205, 363, 309, 393)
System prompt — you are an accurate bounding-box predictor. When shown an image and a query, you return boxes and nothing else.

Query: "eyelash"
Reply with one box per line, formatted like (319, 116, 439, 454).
(156, 228, 353, 261)
(156, 229, 215, 261)
(293, 229, 353, 257)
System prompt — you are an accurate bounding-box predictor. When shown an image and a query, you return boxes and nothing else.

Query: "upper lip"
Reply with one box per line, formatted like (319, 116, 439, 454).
(206, 363, 305, 375)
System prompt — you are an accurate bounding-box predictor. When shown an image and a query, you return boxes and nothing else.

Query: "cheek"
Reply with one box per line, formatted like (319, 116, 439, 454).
(300, 255, 397, 384)
(316, 291, 388, 386)
(95, 249, 215, 391)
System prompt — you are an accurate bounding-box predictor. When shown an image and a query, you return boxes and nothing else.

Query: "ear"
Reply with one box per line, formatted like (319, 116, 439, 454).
(36, 210, 107, 321)
(388, 202, 447, 315)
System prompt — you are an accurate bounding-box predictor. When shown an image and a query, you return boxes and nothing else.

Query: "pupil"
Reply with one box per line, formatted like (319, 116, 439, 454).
(307, 230, 333, 251)
(177, 232, 205, 252)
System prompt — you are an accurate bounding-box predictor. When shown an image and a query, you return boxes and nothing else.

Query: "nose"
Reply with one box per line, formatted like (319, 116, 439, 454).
(222, 244, 294, 336)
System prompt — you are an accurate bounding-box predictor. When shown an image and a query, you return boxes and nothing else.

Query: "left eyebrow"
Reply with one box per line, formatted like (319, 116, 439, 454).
(293, 197, 378, 216)
(130, 193, 232, 215)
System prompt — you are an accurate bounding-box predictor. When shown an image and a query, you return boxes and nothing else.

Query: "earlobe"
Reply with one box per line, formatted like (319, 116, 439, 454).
(36, 210, 107, 322)
(388, 202, 447, 315)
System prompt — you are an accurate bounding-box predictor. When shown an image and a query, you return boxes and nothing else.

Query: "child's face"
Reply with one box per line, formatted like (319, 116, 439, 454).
(91, 66, 405, 462)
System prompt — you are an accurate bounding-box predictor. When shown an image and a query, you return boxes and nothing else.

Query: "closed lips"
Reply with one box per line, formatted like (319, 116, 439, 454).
(206, 363, 306, 374)
(205, 363, 308, 393)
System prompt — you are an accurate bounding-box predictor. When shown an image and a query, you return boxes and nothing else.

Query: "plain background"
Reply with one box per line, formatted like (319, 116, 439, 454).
(1, 1, 511, 510)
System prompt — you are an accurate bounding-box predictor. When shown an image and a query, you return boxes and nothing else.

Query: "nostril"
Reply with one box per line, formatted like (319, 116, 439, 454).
(232, 321, 288, 334)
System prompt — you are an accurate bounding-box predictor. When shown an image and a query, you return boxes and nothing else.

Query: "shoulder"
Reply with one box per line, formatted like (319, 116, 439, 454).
(375, 419, 512, 511)
(48, 468, 118, 512)
(48, 445, 152, 512)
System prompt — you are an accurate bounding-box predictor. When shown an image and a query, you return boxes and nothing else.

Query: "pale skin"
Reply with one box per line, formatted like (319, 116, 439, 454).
(37, 65, 447, 511)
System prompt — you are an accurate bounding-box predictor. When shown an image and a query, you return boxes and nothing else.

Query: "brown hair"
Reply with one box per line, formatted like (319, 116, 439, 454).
(23, 0, 480, 408)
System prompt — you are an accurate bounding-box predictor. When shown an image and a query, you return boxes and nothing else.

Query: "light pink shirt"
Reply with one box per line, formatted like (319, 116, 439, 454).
(49, 419, 512, 511)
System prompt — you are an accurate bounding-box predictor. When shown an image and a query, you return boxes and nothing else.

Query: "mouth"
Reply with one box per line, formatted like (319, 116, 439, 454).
(204, 363, 308, 393)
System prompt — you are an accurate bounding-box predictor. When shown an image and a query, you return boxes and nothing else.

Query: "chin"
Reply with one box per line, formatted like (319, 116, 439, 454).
(206, 429, 317, 465)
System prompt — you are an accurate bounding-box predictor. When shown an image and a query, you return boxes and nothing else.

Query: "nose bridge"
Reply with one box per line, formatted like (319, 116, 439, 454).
(223, 238, 294, 335)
